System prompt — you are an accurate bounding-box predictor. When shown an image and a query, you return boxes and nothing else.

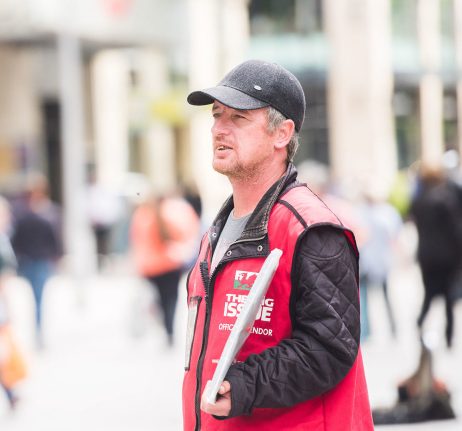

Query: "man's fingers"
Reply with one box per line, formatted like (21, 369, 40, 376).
(200, 380, 232, 417)
(219, 380, 231, 394)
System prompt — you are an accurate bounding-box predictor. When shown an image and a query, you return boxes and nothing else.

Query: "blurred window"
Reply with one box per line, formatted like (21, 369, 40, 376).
(129, 130, 144, 173)
(41, 99, 63, 204)
(441, 0, 455, 40)
(294, 74, 329, 166)
(391, 0, 419, 73)
(441, 0, 456, 72)
(129, 68, 140, 89)
(391, 0, 417, 40)
(249, 0, 323, 35)
(393, 90, 420, 169)
(443, 90, 458, 151)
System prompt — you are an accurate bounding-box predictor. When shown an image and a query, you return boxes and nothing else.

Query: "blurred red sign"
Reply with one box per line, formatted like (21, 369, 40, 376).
(102, 0, 134, 17)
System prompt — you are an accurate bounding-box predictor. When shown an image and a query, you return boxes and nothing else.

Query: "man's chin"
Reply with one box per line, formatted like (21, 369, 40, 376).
(212, 160, 248, 179)
(212, 161, 232, 176)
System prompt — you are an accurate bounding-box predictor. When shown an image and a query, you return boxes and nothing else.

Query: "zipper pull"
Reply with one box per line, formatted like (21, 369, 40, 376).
(199, 260, 210, 306)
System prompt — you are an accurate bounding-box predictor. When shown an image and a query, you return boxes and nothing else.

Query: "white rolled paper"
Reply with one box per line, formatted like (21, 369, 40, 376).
(205, 248, 283, 404)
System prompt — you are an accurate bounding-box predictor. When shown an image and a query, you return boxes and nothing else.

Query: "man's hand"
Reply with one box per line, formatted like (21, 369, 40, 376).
(200, 380, 232, 417)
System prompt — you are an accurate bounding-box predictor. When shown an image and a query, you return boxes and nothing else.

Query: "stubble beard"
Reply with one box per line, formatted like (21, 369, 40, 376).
(213, 154, 270, 183)
(213, 158, 246, 180)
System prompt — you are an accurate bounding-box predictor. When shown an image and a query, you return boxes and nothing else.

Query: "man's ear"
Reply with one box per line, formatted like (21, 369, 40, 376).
(274, 119, 295, 150)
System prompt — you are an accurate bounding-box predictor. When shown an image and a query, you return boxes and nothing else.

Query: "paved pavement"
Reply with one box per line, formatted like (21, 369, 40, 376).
(361, 260, 462, 431)
(0, 252, 461, 430)
(0, 268, 186, 431)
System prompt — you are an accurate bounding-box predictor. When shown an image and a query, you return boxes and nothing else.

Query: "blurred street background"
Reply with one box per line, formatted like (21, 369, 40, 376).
(1, 0, 462, 429)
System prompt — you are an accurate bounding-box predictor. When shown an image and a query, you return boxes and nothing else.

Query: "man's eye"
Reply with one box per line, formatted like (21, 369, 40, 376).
(233, 114, 245, 120)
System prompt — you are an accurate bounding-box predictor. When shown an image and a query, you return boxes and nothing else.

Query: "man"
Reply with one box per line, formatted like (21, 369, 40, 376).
(11, 174, 62, 349)
(410, 164, 462, 348)
(183, 60, 373, 430)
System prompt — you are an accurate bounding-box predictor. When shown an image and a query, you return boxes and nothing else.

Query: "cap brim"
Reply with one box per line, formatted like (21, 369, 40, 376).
(187, 85, 269, 110)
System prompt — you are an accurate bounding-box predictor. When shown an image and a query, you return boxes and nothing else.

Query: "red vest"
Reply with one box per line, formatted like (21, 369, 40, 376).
(182, 186, 373, 431)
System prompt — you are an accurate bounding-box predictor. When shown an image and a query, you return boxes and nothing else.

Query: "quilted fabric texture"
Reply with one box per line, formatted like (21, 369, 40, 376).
(225, 225, 360, 415)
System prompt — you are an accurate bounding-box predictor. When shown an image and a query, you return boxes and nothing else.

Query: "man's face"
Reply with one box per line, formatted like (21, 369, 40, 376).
(211, 101, 276, 180)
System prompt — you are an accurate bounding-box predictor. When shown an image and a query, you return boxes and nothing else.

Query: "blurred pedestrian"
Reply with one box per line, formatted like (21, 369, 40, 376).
(442, 149, 462, 189)
(130, 192, 199, 346)
(409, 164, 462, 348)
(0, 196, 25, 409)
(87, 166, 123, 271)
(181, 181, 203, 221)
(0, 197, 15, 272)
(179, 181, 204, 268)
(10, 174, 63, 349)
(358, 186, 402, 340)
(183, 60, 373, 430)
(442, 149, 462, 302)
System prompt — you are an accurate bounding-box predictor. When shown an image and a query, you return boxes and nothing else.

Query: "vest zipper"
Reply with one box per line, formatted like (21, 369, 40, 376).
(194, 259, 211, 431)
(193, 235, 265, 430)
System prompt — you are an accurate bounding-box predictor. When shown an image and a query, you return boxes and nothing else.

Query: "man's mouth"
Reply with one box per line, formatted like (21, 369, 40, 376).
(217, 145, 232, 151)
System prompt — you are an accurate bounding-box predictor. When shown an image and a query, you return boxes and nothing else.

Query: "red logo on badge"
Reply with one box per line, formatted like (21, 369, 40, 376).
(233, 270, 258, 291)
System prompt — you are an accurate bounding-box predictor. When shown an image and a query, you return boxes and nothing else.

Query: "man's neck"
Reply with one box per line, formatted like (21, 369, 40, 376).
(230, 166, 286, 218)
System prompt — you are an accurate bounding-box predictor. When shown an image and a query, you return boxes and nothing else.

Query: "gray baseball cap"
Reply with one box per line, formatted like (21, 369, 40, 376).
(187, 60, 306, 132)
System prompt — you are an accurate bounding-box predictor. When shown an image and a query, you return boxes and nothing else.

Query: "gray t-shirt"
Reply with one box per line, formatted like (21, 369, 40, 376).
(210, 211, 251, 273)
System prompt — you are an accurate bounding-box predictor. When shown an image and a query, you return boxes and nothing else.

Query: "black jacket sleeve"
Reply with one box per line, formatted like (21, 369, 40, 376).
(224, 225, 361, 418)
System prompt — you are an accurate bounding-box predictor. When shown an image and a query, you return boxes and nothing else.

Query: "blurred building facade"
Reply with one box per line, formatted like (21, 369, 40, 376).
(0, 0, 461, 272)
(0, 0, 190, 276)
(246, 0, 460, 193)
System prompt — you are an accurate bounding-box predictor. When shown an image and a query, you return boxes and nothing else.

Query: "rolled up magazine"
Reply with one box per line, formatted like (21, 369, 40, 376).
(205, 248, 283, 404)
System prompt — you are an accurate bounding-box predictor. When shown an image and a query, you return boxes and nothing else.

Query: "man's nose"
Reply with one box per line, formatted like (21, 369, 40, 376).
(212, 117, 230, 136)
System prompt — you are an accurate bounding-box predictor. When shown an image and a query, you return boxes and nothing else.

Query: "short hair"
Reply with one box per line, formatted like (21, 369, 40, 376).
(266, 106, 299, 163)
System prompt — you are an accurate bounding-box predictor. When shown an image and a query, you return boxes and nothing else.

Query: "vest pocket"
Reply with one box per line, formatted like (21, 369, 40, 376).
(184, 296, 202, 370)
